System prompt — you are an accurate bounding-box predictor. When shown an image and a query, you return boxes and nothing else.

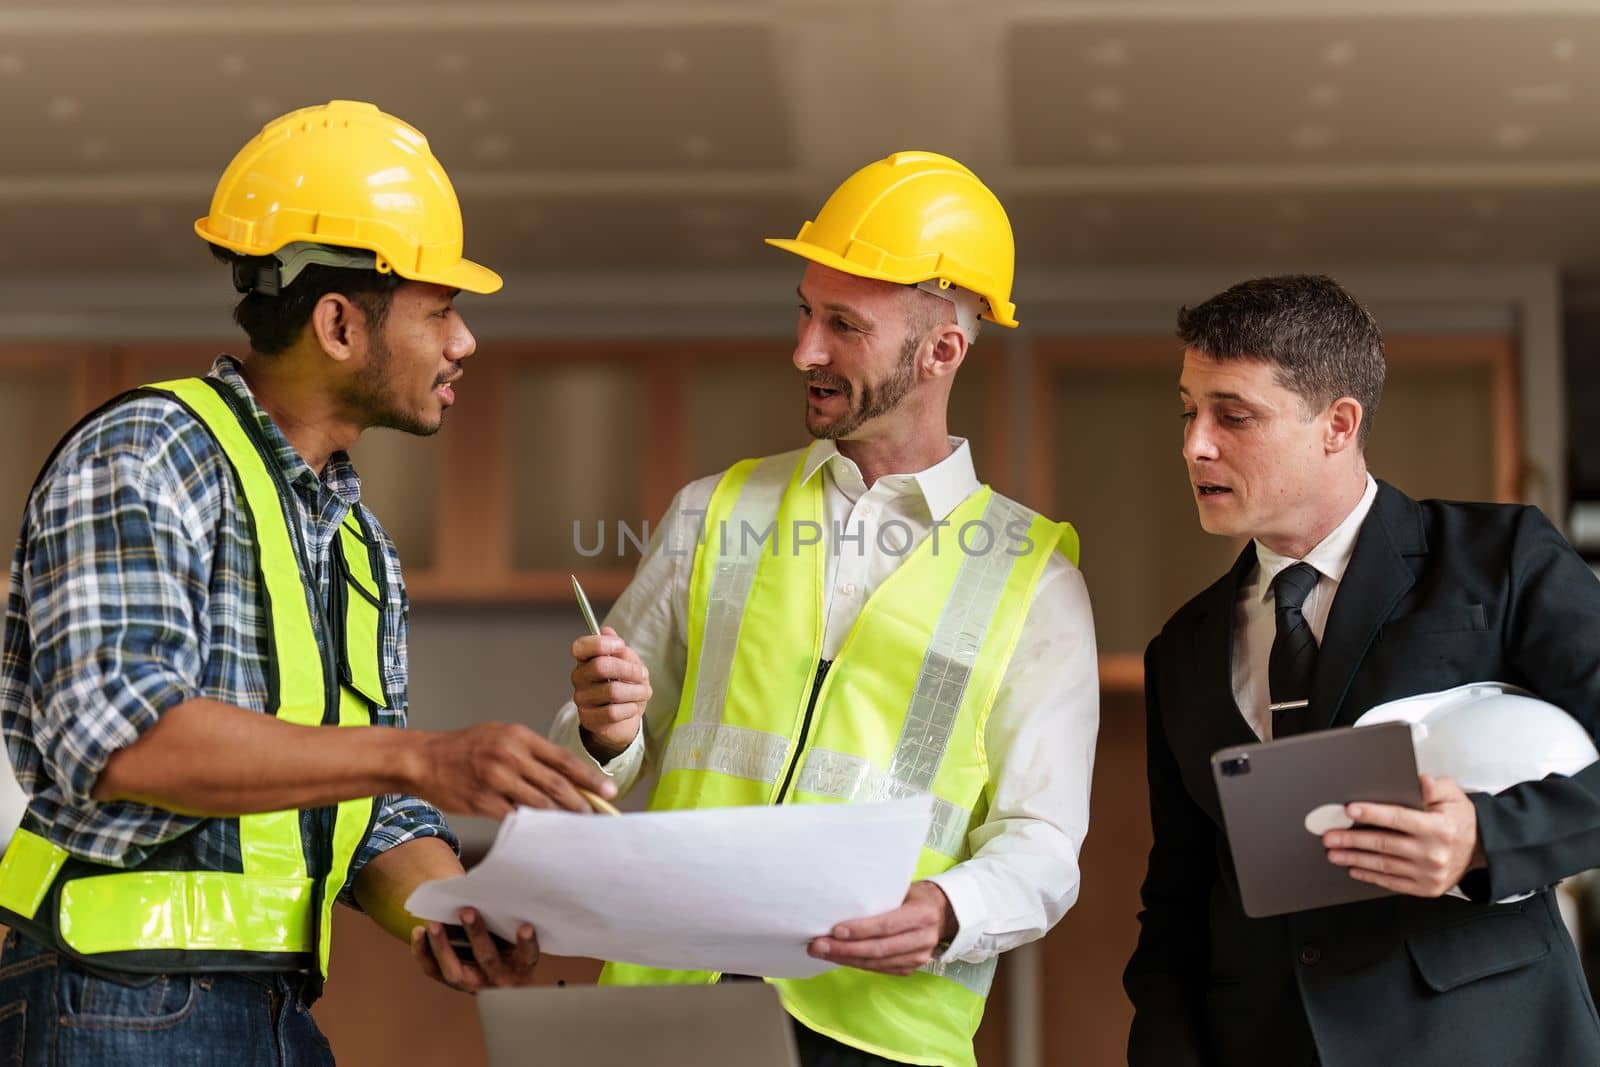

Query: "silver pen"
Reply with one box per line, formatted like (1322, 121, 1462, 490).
(569, 575, 620, 816)
(570, 574, 602, 637)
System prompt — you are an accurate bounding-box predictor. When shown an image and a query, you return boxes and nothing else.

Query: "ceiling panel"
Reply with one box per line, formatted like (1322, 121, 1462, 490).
(0, 23, 791, 175)
(1008, 14, 1600, 166)
(4, 2, 1600, 275)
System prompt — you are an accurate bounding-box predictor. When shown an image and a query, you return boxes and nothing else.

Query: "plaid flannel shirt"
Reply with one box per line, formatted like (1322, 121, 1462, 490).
(0, 355, 456, 906)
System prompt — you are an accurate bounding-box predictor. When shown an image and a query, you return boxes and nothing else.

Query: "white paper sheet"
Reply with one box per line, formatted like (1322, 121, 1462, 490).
(405, 795, 933, 978)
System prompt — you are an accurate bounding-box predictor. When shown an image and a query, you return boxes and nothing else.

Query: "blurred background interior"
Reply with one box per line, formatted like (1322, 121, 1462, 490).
(4, 1, 1600, 1064)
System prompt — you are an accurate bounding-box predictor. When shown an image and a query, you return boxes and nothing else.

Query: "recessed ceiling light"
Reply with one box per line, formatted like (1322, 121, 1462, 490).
(1322, 41, 1356, 68)
(463, 97, 493, 121)
(660, 49, 691, 75)
(247, 96, 279, 119)
(0, 54, 23, 78)
(1553, 39, 1578, 62)
(1308, 84, 1341, 108)
(438, 52, 467, 74)
(1087, 86, 1123, 112)
(1290, 125, 1336, 151)
(218, 54, 247, 78)
(1495, 123, 1534, 150)
(1087, 39, 1129, 68)
(48, 96, 81, 122)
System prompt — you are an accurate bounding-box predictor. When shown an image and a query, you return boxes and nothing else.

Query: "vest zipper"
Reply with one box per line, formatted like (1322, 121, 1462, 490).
(774, 659, 831, 803)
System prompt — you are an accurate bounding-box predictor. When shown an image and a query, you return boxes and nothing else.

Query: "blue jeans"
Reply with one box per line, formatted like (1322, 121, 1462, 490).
(0, 929, 336, 1066)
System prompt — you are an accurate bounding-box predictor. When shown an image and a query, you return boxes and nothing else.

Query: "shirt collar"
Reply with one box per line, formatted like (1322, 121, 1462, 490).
(210, 354, 363, 508)
(800, 437, 980, 521)
(1252, 473, 1379, 601)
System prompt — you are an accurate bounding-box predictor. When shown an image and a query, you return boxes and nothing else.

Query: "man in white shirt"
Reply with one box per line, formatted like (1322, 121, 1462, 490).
(1125, 274, 1600, 1067)
(551, 152, 1098, 1067)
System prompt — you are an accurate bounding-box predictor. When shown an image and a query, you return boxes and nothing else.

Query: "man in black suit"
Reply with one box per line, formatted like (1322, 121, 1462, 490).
(1124, 274, 1600, 1067)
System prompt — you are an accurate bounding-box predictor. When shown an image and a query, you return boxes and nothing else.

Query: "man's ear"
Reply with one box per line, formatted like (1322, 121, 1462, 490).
(309, 293, 366, 364)
(1325, 396, 1364, 454)
(924, 322, 969, 381)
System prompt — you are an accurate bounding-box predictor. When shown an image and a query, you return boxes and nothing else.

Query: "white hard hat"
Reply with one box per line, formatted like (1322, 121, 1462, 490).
(1354, 682, 1598, 794)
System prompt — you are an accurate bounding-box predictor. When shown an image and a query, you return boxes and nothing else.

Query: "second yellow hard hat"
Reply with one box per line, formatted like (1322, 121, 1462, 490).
(766, 151, 1017, 328)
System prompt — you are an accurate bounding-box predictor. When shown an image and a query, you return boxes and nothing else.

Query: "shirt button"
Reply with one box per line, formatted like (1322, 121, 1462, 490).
(840, 583, 857, 596)
(1298, 944, 1322, 966)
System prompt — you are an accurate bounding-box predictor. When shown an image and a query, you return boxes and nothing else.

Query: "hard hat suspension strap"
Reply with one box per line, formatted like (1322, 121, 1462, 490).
(232, 242, 382, 296)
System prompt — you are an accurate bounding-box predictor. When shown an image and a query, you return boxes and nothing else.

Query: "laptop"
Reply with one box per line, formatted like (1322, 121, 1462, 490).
(478, 980, 801, 1067)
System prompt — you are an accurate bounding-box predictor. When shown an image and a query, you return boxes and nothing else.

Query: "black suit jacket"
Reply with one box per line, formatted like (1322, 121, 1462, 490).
(1125, 482, 1600, 1067)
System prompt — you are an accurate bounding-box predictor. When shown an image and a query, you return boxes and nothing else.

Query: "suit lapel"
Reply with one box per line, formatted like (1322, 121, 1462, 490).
(1310, 481, 1425, 730)
(1186, 542, 1262, 754)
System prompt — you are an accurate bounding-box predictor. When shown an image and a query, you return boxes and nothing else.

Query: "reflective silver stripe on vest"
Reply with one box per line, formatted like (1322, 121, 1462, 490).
(689, 451, 803, 724)
(789, 494, 1032, 856)
(660, 722, 791, 784)
(919, 954, 997, 996)
(795, 749, 972, 859)
(886, 493, 1028, 793)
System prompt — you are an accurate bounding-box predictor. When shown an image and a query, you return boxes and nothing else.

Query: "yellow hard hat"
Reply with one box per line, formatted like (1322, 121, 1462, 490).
(195, 100, 501, 295)
(766, 150, 1017, 328)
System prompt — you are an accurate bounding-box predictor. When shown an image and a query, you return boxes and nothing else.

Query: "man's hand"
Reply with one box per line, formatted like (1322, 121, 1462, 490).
(1324, 774, 1486, 897)
(414, 723, 616, 819)
(572, 626, 651, 761)
(806, 881, 957, 976)
(410, 907, 540, 993)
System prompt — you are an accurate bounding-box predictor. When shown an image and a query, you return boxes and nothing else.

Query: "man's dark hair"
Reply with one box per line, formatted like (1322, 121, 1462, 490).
(1176, 274, 1386, 447)
(209, 245, 404, 355)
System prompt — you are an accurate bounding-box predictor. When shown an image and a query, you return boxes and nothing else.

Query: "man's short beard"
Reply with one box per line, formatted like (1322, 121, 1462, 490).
(343, 328, 442, 437)
(806, 330, 921, 441)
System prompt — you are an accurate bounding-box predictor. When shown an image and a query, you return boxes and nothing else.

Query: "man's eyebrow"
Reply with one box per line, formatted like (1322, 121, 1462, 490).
(1178, 385, 1256, 403)
(796, 287, 873, 323)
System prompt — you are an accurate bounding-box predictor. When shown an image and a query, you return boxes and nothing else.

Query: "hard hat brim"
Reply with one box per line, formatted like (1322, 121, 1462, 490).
(764, 237, 1018, 328)
(413, 257, 503, 296)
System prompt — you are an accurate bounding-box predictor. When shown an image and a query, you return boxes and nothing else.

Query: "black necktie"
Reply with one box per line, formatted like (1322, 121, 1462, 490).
(1269, 562, 1320, 738)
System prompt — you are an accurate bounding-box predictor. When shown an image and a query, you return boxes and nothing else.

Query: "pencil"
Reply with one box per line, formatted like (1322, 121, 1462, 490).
(578, 787, 622, 816)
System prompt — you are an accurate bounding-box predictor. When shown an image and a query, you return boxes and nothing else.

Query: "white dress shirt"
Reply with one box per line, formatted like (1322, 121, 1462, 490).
(1233, 475, 1378, 741)
(551, 438, 1100, 963)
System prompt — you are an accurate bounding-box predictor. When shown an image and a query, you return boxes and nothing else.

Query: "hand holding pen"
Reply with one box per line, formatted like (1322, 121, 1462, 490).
(568, 576, 652, 777)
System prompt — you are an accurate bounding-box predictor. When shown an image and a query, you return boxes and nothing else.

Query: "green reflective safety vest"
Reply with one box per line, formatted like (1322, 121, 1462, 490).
(0, 376, 388, 978)
(602, 448, 1079, 1067)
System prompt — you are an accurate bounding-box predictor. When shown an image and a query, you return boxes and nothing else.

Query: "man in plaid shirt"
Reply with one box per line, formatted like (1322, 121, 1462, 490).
(0, 101, 617, 1065)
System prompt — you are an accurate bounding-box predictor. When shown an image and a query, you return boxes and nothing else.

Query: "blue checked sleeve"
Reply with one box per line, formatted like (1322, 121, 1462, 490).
(21, 447, 210, 859)
(339, 792, 461, 908)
